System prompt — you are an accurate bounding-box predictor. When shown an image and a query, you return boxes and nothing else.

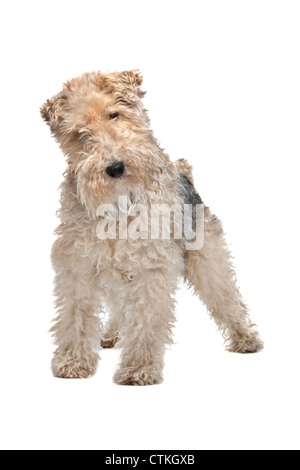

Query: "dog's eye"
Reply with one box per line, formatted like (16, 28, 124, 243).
(109, 113, 119, 120)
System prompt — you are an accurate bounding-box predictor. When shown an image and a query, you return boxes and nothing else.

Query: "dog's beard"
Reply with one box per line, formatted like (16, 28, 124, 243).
(75, 147, 169, 217)
(108, 179, 148, 205)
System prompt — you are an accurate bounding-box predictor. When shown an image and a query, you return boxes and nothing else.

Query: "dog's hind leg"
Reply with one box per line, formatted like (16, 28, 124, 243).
(101, 295, 122, 349)
(101, 324, 120, 349)
(185, 207, 263, 353)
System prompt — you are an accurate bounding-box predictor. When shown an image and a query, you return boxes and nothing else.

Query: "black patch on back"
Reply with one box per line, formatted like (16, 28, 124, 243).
(178, 173, 203, 234)
(179, 173, 203, 206)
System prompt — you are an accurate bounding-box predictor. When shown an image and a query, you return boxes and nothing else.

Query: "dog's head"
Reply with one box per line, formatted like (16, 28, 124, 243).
(41, 70, 174, 214)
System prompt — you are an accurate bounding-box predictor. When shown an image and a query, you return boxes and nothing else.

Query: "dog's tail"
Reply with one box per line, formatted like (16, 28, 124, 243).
(175, 158, 194, 183)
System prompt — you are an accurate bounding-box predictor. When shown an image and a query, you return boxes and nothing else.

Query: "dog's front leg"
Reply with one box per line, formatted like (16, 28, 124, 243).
(113, 269, 176, 386)
(51, 242, 102, 378)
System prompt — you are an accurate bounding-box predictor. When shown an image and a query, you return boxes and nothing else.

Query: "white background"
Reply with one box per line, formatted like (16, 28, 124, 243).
(0, 0, 299, 450)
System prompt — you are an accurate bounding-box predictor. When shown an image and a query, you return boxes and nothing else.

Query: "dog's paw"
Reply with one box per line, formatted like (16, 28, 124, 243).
(227, 330, 264, 354)
(101, 336, 119, 349)
(51, 352, 99, 379)
(113, 367, 163, 386)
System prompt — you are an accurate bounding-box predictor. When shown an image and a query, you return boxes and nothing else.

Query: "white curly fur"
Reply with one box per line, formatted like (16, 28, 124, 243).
(41, 70, 263, 385)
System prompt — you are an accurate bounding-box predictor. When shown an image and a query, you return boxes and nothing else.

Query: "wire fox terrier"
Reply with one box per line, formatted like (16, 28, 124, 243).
(41, 70, 263, 385)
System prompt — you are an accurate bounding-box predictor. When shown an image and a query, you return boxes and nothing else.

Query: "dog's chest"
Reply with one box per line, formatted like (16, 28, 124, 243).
(93, 236, 183, 291)
(95, 237, 180, 271)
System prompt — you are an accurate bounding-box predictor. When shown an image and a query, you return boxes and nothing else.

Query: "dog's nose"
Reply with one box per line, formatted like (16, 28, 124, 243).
(106, 161, 125, 179)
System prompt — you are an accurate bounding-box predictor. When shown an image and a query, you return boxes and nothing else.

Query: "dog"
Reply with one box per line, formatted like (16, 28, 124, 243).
(40, 70, 263, 385)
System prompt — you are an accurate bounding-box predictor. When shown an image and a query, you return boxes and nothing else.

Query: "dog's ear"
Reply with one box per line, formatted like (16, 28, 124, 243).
(118, 70, 146, 98)
(40, 91, 66, 128)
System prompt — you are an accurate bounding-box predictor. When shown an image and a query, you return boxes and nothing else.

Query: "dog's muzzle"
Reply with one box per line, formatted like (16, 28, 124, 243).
(106, 161, 125, 179)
